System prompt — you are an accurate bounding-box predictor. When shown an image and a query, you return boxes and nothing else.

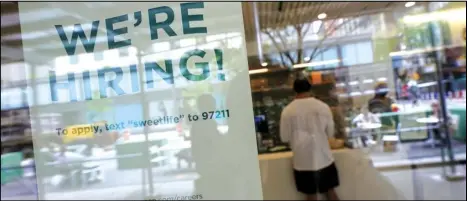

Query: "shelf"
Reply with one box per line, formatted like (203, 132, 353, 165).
(443, 66, 466, 73)
(1, 136, 33, 147)
(252, 86, 292, 93)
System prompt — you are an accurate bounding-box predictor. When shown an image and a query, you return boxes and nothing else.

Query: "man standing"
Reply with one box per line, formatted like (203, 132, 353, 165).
(280, 79, 340, 200)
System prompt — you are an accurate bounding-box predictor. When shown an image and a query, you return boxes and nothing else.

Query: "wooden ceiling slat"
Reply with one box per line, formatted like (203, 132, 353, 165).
(1, 2, 406, 65)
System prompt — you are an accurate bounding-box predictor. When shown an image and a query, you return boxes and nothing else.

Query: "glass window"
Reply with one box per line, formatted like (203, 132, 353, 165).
(94, 51, 104, 61)
(151, 42, 171, 52)
(227, 36, 242, 49)
(356, 41, 374, 64)
(1, 62, 30, 82)
(36, 80, 82, 105)
(342, 43, 358, 66)
(69, 55, 79, 64)
(2, 2, 467, 201)
(118, 48, 129, 58)
(206, 34, 226, 42)
(303, 46, 338, 70)
(178, 38, 196, 47)
(342, 41, 374, 66)
(1, 88, 24, 110)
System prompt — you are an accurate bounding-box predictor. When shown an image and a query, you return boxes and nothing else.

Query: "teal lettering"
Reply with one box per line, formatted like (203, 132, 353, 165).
(145, 60, 174, 87)
(180, 2, 207, 34)
(98, 67, 125, 98)
(105, 14, 131, 49)
(55, 21, 100, 56)
(148, 6, 176, 40)
(179, 49, 210, 81)
(49, 71, 77, 102)
(82, 71, 93, 100)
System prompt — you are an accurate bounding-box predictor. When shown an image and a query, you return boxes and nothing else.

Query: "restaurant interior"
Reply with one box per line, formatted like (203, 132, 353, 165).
(1, 1, 466, 200)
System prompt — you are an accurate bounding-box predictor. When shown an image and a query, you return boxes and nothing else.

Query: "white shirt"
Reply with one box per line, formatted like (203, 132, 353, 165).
(352, 112, 381, 126)
(280, 97, 335, 171)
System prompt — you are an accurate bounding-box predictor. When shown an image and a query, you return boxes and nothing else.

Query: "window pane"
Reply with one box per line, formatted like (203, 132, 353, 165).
(178, 38, 196, 47)
(69, 55, 79, 64)
(94, 51, 104, 61)
(356, 41, 374, 64)
(341, 43, 358, 66)
(323, 47, 338, 69)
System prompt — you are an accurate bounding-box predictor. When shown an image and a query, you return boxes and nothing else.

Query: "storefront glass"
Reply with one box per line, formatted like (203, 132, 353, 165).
(1, 1, 466, 200)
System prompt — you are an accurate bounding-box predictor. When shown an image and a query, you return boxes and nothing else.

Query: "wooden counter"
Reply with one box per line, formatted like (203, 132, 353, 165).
(258, 149, 406, 200)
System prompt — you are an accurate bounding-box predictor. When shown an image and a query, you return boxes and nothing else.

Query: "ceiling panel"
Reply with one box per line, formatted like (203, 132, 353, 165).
(1, 2, 408, 64)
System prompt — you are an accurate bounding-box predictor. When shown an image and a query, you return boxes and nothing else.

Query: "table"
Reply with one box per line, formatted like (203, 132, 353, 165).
(350, 123, 383, 147)
(415, 116, 444, 147)
(258, 149, 406, 200)
(358, 123, 383, 130)
(415, 117, 439, 124)
(159, 141, 191, 152)
(378, 103, 466, 142)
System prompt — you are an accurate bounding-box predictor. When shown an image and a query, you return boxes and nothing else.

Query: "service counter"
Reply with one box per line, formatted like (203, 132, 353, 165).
(258, 149, 406, 200)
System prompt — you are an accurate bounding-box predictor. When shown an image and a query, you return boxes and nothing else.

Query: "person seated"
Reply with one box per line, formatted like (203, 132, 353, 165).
(352, 106, 381, 146)
(368, 82, 397, 129)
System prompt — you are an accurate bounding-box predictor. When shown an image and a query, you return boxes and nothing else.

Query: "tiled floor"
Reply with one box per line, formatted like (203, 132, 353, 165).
(369, 140, 466, 168)
(2, 144, 466, 201)
(2, 165, 465, 200)
(382, 165, 466, 200)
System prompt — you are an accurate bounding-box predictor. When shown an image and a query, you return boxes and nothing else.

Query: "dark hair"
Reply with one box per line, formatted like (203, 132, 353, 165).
(293, 79, 311, 94)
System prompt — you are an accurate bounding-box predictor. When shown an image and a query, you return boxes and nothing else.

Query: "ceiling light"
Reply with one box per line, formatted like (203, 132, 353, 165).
(261, 62, 268, 67)
(402, 7, 466, 24)
(249, 68, 268, 75)
(377, 77, 387, 82)
(317, 13, 327, 20)
(293, 59, 340, 69)
(350, 92, 362, 97)
(336, 83, 345, 87)
(405, 2, 416, 8)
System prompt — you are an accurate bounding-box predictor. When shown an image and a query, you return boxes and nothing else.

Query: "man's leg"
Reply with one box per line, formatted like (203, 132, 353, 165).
(321, 163, 340, 200)
(294, 169, 319, 200)
(326, 189, 339, 200)
(306, 194, 318, 200)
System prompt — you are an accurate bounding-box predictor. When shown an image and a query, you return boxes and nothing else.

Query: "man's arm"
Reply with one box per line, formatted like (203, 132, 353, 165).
(280, 111, 291, 143)
(325, 107, 335, 139)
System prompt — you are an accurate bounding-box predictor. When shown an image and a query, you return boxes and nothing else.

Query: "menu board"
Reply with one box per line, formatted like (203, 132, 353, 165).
(18, 2, 262, 200)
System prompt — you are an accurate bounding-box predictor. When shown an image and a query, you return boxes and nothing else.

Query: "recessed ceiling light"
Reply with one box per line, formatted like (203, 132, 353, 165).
(318, 13, 327, 20)
(405, 2, 416, 8)
(261, 62, 268, 67)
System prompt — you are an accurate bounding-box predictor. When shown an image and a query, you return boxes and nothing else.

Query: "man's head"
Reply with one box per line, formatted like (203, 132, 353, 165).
(374, 82, 389, 97)
(293, 78, 311, 94)
(196, 94, 216, 111)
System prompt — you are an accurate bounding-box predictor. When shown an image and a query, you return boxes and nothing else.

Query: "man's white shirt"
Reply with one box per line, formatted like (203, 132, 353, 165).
(280, 97, 335, 171)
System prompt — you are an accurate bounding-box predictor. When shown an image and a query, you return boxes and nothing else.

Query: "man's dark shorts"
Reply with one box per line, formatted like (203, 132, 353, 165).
(293, 162, 340, 194)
